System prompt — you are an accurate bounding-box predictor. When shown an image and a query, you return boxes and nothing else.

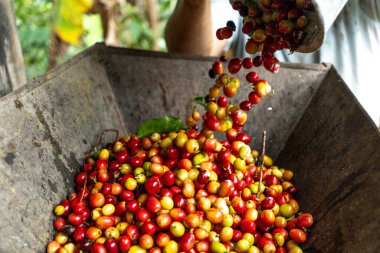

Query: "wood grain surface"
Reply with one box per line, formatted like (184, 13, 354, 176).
(276, 67, 380, 252)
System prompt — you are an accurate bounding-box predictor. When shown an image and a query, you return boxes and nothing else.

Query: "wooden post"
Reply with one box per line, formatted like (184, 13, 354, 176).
(0, 0, 26, 96)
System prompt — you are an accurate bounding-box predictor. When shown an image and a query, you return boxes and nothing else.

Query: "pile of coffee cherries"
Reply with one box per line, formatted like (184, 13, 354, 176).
(47, 125, 313, 253)
(217, 0, 315, 73)
(47, 63, 313, 253)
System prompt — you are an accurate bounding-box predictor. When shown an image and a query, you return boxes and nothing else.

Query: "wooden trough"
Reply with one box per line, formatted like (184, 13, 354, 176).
(0, 43, 379, 252)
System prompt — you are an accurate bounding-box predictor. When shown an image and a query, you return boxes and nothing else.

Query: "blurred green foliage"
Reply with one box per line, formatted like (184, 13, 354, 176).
(14, 0, 53, 81)
(13, 0, 175, 81)
(119, 0, 175, 51)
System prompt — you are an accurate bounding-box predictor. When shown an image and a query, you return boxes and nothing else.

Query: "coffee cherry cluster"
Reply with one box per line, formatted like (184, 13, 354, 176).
(48, 126, 313, 253)
(202, 58, 271, 134)
(218, 0, 315, 73)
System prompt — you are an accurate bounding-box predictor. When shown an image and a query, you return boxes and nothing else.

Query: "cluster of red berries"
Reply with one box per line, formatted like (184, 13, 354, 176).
(217, 0, 315, 73)
(47, 126, 313, 253)
(203, 56, 271, 134)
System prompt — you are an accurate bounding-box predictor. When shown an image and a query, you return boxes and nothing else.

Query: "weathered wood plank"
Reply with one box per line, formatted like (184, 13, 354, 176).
(0, 45, 126, 252)
(276, 67, 380, 253)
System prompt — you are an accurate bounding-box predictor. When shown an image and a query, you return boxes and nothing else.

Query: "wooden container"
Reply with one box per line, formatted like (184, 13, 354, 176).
(0, 44, 378, 252)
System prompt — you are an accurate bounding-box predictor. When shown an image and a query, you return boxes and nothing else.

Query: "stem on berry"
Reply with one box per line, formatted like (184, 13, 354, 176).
(256, 131, 266, 201)
(79, 174, 87, 204)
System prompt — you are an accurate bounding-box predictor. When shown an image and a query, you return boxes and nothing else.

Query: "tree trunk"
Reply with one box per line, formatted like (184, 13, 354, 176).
(146, 0, 159, 51)
(48, 33, 68, 70)
(0, 0, 26, 97)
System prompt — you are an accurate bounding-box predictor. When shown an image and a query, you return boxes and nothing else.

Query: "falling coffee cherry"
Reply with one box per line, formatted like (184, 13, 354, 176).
(228, 58, 243, 74)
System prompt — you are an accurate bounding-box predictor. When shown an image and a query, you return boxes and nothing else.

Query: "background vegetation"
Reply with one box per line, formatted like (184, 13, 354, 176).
(13, 0, 175, 81)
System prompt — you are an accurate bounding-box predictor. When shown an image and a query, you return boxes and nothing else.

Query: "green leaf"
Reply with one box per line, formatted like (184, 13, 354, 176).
(137, 116, 184, 138)
(193, 96, 206, 107)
